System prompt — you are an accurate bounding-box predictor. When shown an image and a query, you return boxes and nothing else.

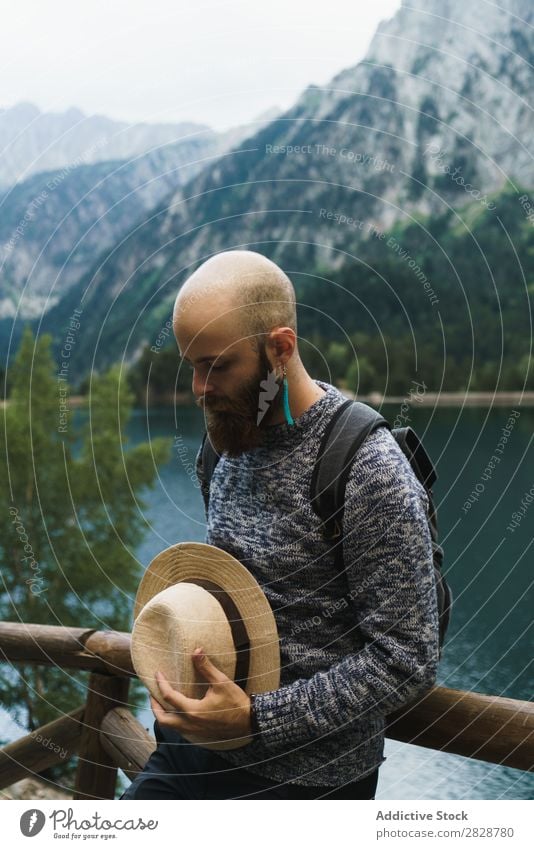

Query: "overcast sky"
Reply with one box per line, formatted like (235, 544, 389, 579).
(1, 0, 401, 131)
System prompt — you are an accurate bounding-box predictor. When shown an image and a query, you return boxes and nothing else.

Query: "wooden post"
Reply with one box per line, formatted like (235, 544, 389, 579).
(73, 673, 130, 800)
(100, 706, 156, 781)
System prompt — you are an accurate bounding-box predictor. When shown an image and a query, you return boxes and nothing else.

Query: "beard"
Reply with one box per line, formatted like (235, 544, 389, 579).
(196, 343, 284, 457)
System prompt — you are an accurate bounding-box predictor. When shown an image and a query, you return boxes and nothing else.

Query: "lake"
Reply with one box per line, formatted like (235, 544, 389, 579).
(2, 397, 533, 799)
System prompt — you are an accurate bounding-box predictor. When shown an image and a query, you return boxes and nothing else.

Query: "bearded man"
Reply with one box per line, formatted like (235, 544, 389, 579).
(120, 249, 439, 800)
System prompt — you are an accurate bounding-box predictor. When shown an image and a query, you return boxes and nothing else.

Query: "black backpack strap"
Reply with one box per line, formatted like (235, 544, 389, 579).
(392, 426, 437, 489)
(392, 425, 440, 543)
(390, 426, 452, 656)
(200, 431, 221, 514)
(310, 399, 390, 541)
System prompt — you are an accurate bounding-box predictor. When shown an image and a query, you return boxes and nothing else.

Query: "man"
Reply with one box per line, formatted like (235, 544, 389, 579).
(121, 249, 440, 800)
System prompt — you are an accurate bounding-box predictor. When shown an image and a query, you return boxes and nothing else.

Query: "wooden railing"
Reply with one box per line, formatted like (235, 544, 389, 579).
(0, 622, 532, 799)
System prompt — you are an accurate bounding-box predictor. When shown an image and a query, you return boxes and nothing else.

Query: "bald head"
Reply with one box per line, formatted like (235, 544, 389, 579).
(173, 250, 297, 348)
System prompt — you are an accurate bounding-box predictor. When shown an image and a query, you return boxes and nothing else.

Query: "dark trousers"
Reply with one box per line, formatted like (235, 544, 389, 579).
(120, 720, 380, 800)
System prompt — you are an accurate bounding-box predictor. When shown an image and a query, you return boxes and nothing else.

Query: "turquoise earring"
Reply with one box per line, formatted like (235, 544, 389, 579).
(281, 363, 294, 426)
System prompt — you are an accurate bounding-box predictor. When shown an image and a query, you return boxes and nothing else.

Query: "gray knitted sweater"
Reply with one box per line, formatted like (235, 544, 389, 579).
(195, 379, 440, 788)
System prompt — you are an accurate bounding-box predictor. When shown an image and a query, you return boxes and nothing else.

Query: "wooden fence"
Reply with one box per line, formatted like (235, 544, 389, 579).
(0, 622, 532, 799)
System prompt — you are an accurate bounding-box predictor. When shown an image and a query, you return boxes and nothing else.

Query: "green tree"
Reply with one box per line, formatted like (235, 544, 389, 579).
(325, 341, 351, 386)
(345, 355, 378, 395)
(128, 343, 192, 405)
(0, 326, 172, 785)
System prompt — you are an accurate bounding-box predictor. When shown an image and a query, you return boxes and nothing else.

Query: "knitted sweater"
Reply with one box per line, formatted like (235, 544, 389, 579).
(195, 379, 440, 787)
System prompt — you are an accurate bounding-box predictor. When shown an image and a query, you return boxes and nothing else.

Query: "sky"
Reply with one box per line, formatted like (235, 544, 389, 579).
(1, 0, 402, 131)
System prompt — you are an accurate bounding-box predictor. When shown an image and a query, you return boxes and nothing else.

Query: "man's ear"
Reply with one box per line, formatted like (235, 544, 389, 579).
(270, 328, 295, 363)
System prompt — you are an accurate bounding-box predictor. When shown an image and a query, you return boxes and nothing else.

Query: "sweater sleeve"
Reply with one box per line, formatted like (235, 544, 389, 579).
(252, 427, 441, 751)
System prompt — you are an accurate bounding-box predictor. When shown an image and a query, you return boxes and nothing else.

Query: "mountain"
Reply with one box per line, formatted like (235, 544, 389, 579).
(142, 0, 533, 270)
(0, 102, 213, 188)
(0, 106, 281, 323)
(29, 0, 534, 376)
(0, 138, 219, 321)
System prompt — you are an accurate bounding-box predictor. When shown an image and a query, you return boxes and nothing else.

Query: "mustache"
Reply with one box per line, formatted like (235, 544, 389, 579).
(197, 387, 260, 411)
(196, 396, 227, 410)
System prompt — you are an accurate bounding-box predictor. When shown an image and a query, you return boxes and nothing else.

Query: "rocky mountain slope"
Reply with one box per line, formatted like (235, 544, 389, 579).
(0, 107, 280, 322)
(0, 136, 219, 320)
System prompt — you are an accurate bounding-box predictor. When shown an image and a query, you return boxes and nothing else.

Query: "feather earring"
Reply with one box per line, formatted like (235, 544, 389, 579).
(281, 363, 294, 426)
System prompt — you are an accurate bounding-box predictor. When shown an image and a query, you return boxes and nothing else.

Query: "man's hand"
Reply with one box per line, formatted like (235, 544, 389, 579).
(149, 647, 253, 747)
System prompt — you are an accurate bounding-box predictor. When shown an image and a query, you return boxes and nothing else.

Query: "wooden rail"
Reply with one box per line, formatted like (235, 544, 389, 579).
(386, 686, 534, 772)
(1, 622, 532, 799)
(0, 623, 134, 676)
(0, 707, 85, 788)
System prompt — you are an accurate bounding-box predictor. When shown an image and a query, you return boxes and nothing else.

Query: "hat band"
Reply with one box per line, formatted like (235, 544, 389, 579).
(185, 578, 251, 690)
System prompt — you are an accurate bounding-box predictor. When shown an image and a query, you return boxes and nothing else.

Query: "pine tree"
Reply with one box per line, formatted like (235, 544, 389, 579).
(0, 326, 172, 784)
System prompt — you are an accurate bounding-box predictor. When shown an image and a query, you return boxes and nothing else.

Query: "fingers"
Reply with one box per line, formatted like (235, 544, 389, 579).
(150, 676, 195, 734)
(149, 663, 250, 745)
(154, 671, 196, 713)
(192, 647, 231, 686)
(149, 694, 167, 719)
(149, 652, 237, 735)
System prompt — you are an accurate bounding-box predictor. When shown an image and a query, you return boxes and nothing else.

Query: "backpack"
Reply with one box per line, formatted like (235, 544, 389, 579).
(198, 398, 453, 658)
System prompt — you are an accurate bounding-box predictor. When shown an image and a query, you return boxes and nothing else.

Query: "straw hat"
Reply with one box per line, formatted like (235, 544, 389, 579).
(131, 541, 280, 750)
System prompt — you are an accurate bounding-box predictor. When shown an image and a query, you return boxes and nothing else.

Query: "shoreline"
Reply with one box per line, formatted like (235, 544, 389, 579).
(342, 390, 534, 407)
(2, 390, 533, 409)
(57, 389, 534, 408)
